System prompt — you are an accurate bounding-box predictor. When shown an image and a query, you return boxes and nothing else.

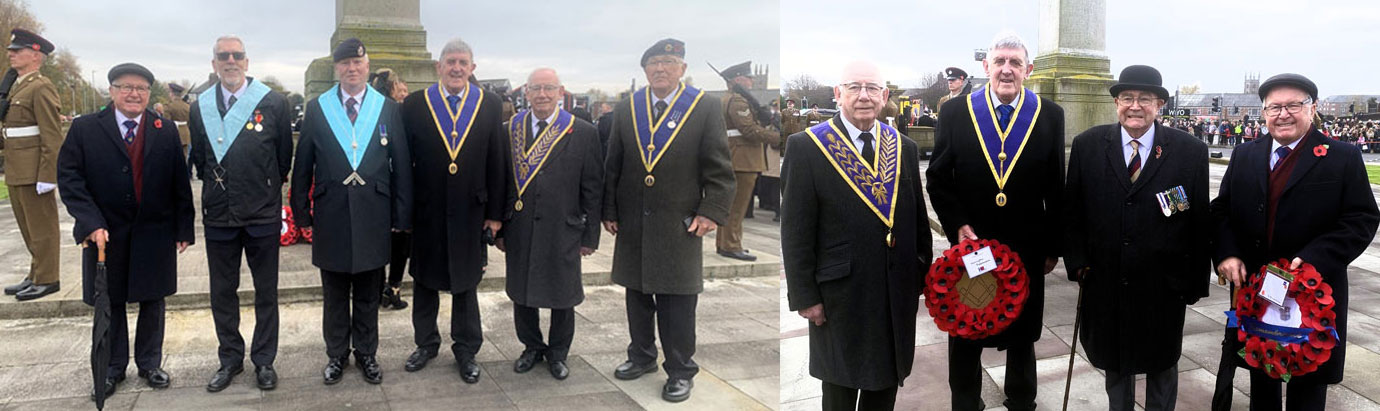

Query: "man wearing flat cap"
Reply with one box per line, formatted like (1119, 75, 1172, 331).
(1212, 73, 1379, 410)
(934, 66, 969, 116)
(1064, 64, 1211, 410)
(716, 60, 776, 261)
(291, 38, 412, 386)
(58, 62, 194, 399)
(2, 28, 64, 301)
(603, 37, 735, 403)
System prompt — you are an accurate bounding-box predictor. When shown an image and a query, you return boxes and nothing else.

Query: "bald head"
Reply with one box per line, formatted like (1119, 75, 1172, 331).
(835, 61, 888, 130)
(526, 67, 564, 119)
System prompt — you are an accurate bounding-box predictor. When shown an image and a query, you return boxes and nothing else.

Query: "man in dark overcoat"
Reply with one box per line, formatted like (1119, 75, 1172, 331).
(59, 63, 194, 399)
(290, 38, 413, 386)
(397, 38, 507, 384)
(496, 67, 602, 381)
(782, 60, 931, 411)
(602, 38, 735, 403)
(926, 32, 1065, 411)
(1212, 73, 1380, 411)
(1064, 65, 1211, 410)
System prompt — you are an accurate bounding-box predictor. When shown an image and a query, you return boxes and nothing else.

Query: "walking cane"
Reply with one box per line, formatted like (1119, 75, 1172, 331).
(1062, 270, 1086, 411)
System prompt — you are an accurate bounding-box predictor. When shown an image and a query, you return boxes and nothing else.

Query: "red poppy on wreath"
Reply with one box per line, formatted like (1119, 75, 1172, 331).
(1233, 259, 1338, 381)
(153, 118, 162, 129)
(923, 238, 1029, 339)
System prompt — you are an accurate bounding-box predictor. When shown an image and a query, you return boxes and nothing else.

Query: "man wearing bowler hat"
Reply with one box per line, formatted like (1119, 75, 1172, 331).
(1064, 65, 1211, 410)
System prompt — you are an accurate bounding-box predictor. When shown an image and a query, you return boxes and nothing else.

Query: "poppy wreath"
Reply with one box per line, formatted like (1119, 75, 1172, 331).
(1231, 259, 1338, 381)
(923, 238, 1028, 339)
(280, 206, 299, 246)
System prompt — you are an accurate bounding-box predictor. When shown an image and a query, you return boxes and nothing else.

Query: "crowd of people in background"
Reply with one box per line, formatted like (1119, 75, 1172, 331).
(1161, 118, 1264, 147)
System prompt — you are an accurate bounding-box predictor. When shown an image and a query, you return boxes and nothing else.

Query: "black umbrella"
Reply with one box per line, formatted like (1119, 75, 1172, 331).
(1211, 281, 1240, 411)
(90, 244, 111, 410)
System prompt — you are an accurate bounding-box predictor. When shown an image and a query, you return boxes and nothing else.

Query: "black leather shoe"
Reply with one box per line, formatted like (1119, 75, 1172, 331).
(382, 287, 408, 310)
(513, 350, 543, 373)
(549, 360, 569, 380)
(4, 278, 32, 295)
(459, 358, 481, 384)
(357, 355, 382, 384)
(613, 360, 658, 380)
(15, 282, 59, 301)
(323, 357, 347, 385)
(138, 368, 171, 388)
(255, 365, 277, 390)
(205, 364, 243, 392)
(404, 348, 436, 372)
(662, 378, 694, 403)
(716, 250, 757, 261)
(91, 372, 125, 401)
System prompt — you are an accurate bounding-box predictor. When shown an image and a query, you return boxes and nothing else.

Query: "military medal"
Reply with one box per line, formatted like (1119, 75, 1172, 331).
(515, 199, 524, 211)
(644, 175, 656, 187)
(967, 86, 1041, 209)
(246, 122, 254, 130)
(253, 112, 263, 132)
(255, 124, 263, 132)
(426, 83, 483, 179)
(379, 124, 388, 147)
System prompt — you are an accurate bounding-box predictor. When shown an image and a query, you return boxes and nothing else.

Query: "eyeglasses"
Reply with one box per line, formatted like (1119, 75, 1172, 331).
(527, 84, 561, 93)
(1263, 100, 1312, 116)
(989, 57, 1025, 68)
(112, 84, 150, 95)
(841, 82, 884, 97)
(645, 58, 682, 68)
(216, 51, 246, 61)
(1115, 96, 1160, 107)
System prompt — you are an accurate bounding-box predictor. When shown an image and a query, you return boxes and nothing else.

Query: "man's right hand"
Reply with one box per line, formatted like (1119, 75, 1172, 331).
(87, 229, 109, 250)
(1217, 257, 1247, 287)
(958, 225, 978, 241)
(602, 220, 618, 235)
(798, 303, 826, 326)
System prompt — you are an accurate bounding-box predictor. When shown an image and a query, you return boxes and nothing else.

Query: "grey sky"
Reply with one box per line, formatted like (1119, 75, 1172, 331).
(781, 0, 1380, 97)
(30, 0, 780, 94)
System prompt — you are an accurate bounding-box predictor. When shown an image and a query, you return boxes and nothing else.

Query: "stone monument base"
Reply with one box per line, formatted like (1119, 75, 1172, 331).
(1028, 53, 1117, 143)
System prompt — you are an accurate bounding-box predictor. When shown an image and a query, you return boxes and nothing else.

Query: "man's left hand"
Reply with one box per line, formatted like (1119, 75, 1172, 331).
(176, 241, 189, 253)
(484, 219, 503, 234)
(1290, 257, 1306, 271)
(687, 215, 717, 237)
(580, 247, 596, 256)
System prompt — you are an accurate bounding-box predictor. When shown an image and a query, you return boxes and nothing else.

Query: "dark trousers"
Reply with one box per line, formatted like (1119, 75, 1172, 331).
(1106, 365, 1178, 411)
(412, 282, 483, 360)
(755, 175, 780, 211)
(109, 299, 165, 375)
(625, 288, 699, 380)
(386, 231, 411, 287)
(320, 268, 382, 359)
(821, 380, 898, 411)
(207, 230, 280, 368)
(514, 303, 575, 362)
(949, 338, 1036, 411)
(1248, 369, 1329, 411)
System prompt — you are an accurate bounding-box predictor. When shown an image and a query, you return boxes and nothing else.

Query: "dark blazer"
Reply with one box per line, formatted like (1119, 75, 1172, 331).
(603, 88, 735, 295)
(400, 86, 507, 292)
(58, 107, 195, 304)
(499, 114, 603, 309)
(927, 92, 1065, 346)
(1211, 129, 1379, 383)
(290, 90, 412, 274)
(782, 116, 931, 390)
(187, 79, 294, 228)
(1064, 123, 1211, 374)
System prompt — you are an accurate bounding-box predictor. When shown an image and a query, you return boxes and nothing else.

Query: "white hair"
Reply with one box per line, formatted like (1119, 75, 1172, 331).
(527, 67, 561, 85)
(213, 35, 245, 55)
(987, 30, 1029, 62)
(441, 38, 473, 59)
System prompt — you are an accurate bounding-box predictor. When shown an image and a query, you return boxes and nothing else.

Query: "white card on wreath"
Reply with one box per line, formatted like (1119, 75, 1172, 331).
(1261, 297, 1303, 328)
(1259, 271, 1290, 307)
(962, 246, 997, 279)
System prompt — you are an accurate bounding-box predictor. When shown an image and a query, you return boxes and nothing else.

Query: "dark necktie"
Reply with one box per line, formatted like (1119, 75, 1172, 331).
(122, 120, 137, 145)
(654, 101, 668, 121)
(346, 97, 358, 124)
(1128, 139, 1143, 182)
(227, 95, 238, 110)
(859, 132, 875, 168)
(1273, 146, 1292, 172)
(530, 120, 548, 151)
(447, 95, 460, 113)
(997, 104, 1014, 129)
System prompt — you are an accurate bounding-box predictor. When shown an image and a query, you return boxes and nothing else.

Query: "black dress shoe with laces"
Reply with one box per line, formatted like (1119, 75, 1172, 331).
(404, 347, 437, 372)
(323, 356, 348, 385)
(613, 360, 658, 380)
(662, 378, 694, 403)
(206, 364, 243, 392)
(459, 358, 481, 384)
(255, 365, 277, 390)
(513, 350, 543, 373)
(15, 282, 60, 301)
(4, 278, 32, 295)
(549, 360, 569, 380)
(357, 355, 382, 384)
(138, 368, 171, 388)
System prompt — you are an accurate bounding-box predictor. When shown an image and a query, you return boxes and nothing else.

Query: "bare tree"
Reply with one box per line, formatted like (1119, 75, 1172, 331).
(1179, 84, 1201, 95)
(783, 74, 834, 109)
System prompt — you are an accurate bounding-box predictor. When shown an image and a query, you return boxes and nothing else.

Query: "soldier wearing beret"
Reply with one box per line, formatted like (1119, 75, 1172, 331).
(603, 38, 735, 403)
(59, 62, 194, 400)
(716, 60, 776, 261)
(2, 28, 64, 301)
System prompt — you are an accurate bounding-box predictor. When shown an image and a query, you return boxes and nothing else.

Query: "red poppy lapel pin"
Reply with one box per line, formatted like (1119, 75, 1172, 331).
(154, 118, 163, 129)
(1155, 146, 1162, 159)
(1313, 144, 1329, 157)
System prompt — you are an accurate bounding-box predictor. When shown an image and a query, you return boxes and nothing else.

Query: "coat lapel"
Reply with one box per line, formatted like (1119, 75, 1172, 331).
(1283, 130, 1325, 194)
(96, 108, 131, 161)
(1128, 123, 1170, 195)
(141, 109, 159, 161)
(1102, 126, 1130, 192)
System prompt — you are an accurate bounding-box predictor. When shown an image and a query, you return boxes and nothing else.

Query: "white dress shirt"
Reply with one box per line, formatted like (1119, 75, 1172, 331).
(839, 116, 879, 159)
(1121, 125, 1156, 167)
(1270, 138, 1302, 171)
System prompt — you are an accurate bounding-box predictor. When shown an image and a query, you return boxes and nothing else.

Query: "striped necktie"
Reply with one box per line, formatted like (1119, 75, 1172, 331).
(1128, 139, 1143, 182)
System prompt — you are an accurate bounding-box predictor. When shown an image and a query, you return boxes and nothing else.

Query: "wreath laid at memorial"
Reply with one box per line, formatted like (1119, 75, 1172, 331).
(923, 239, 1028, 339)
(1228, 259, 1339, 381)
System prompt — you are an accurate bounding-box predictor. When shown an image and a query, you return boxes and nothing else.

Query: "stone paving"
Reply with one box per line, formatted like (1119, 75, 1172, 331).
(780, 161, 1380, 411)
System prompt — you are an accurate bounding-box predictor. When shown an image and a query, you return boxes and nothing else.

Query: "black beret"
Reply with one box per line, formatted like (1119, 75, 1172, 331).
(167, 83, 185, 94)
(7, 28, 53, 54)
(721, 61, 751, 79)
(944, 67, 967, 80)
(107, 62, 154, 85)
(333, 38, 366, 63)
(640, 38, 684, 67)
(1258, 73, 1318, 102)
